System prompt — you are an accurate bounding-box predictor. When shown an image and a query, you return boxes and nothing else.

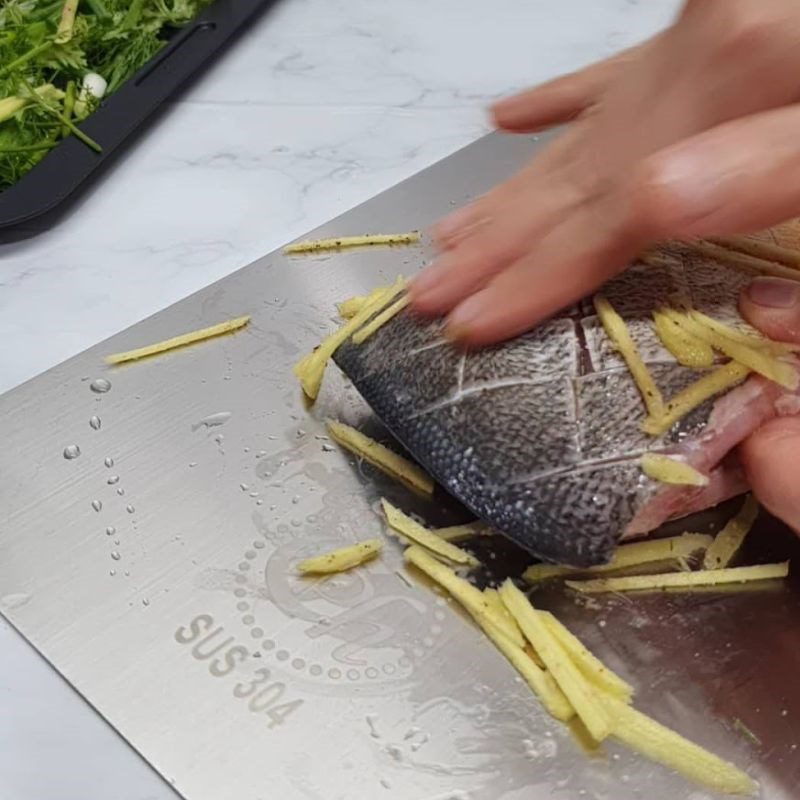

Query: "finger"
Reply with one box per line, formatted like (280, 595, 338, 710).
(415, 127, 590, 311)
(444, 187, 644, 345)
(414, 172, 585, 316)
(740, 416, 800, 534)
(429, 124, 586, 251)
(739, 277, 800, 343)
(632, 104, 800, 239)
(491, 41, 648, 133)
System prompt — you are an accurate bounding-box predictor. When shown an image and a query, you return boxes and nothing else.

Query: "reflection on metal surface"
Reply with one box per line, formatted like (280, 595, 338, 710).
(1, 131, 800, 799)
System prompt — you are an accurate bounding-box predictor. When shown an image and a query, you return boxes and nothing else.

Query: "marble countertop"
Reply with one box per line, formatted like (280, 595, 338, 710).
(0, 1, 678, 797)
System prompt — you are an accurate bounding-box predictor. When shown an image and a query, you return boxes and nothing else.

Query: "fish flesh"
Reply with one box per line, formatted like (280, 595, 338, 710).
(333, 246, 799, 566)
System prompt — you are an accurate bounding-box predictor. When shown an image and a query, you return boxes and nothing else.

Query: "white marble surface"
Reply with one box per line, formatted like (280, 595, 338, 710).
(0, 1, 679, 797)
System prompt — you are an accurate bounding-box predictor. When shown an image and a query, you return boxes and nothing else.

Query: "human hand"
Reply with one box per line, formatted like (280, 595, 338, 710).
(739, 278, 800, 533)
(411, 0, 800, 345)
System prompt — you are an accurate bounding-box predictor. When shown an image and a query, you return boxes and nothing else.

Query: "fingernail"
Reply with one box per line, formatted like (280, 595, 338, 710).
(409, 265, 440, 299)
(434, 206, 473, 241)
(446, 294, 486, 338)
(747, 277, 800, 309)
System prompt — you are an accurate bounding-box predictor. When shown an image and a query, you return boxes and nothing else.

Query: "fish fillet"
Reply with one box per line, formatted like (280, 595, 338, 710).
(333, 246, 799, 566)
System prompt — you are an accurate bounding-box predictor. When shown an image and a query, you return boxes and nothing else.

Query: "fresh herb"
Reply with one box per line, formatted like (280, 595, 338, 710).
(0, 0, 213, 191)
(732, 718, 762, 747)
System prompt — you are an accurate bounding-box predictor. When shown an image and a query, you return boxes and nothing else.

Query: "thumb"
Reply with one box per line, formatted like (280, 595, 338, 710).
(739, 417, 800, 535)
(738, 277, 800, 533)
(739, 277, 800, 343)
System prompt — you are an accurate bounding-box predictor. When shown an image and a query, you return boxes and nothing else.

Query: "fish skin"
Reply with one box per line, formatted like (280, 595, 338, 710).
(332, 249, 765, 566)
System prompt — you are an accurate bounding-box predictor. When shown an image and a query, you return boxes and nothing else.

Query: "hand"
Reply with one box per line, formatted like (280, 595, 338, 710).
(410, 0, 800, 345)
(739, 278, 800, 533)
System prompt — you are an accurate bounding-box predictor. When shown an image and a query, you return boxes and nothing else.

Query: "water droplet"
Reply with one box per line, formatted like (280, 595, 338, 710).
(91, 499, 102, 512)
(214, 434, 224, 444)
(117, 488, 125, 496)
(126, 504, 135, 514)
(124, 570, 130, 577)
(296, 428, 305, 438)
(291, 495, 301, 505)
(90, 378, 111, 394)
(105, 526, 116, 536)
(191, 411, 231, 431)
(142, 598, 150, 607)
(89, 415, 101, 430)
(63, 444, 81, 460)
(104, 457, 114, 468)
(240, 483, 249, 492)
(107, 475, 120, 485)
(188, 461, 197, 468)
(111, 551, 121, 561)
(321, 443, 335, 452)
(109, 569, 116, 576)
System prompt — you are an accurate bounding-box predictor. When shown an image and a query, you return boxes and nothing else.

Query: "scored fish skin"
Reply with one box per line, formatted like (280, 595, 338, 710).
(333, 248, 789, 566)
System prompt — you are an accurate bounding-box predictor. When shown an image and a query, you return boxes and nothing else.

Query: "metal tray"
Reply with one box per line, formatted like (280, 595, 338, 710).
(0, 0, 281, 236)
(0, 131, 798, 799)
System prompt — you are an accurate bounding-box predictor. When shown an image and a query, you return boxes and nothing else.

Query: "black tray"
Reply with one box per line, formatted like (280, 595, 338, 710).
(0, 0, 282, 237)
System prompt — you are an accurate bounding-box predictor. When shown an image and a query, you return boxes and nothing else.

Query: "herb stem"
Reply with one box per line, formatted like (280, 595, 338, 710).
(84, 0, 110, 20)
(55, 0, 80, 44)
(21, 79, 102, 154)
(0, 41, 52, 80)
(62, 79, 76, 137)
(0, 143, 55, 154)
(121, 0, 145, 30)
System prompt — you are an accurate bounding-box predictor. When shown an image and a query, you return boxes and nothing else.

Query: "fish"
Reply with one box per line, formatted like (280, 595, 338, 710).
(333, 246, 799, 566)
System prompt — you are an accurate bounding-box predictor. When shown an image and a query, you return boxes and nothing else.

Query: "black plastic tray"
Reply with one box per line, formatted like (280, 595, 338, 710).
(0, 0, 282, 237)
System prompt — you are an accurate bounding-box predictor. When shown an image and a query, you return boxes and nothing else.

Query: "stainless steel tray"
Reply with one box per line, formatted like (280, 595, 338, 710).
(1, 131, 798, 799)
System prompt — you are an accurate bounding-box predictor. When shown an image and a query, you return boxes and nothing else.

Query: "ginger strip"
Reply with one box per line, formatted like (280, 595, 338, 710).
(284, 231, 420, 254)
(641, 361, 750, 437)
(351, 294, 409, 344)
(500, 581, 612, 741)
(401, 547, 523, 646)
(381, 499, 478, 567)
(294, 277, 405, 399)
(703, 495, 759, 570)
(327, 421, 433, 497)
(105, 315, 250, 365)
(688, 308, 787, 352)
(640, 453, 709, 487)
(607, 698, 757, 795)
(652, 308, 714, 368)
(337, 285, 388, 320)
(594, 295, 664, 417)
(690, 239, 800, 283)
(566, 562, 789, 594)
(336, 296, 367, 319)
(710, 235, 800, 271)
(483, 588, 524, 645)
(538, 611, 633, 702)
(523, 533, 713, 583)
(434, 522, 489, 542)
(668, 310, 798, 390)
(297, 538, 382, 574)
(404, 546, 573, 721)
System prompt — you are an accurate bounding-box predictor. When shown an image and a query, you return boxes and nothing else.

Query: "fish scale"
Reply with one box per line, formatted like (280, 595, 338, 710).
(334, 247, 767, 566)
